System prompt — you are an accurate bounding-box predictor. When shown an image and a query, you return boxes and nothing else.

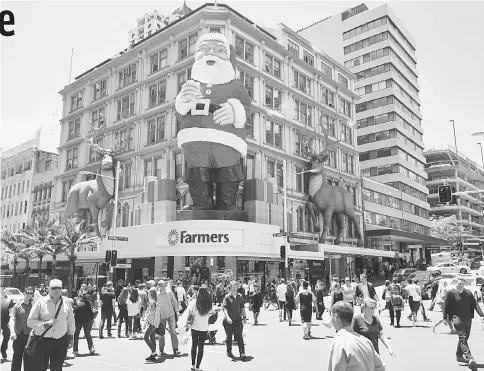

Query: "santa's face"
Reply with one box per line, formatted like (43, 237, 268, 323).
(191, 39, 235, 84)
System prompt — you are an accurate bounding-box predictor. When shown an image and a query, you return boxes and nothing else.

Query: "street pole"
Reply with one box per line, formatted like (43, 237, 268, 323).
(450, 120, 459, 156)
(110, 161, 121, 279)
(477, 143, 484, 170)
(283, 159, 289, 280)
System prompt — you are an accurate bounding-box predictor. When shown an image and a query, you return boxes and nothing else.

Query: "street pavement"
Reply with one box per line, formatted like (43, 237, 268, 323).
(1, 288, 484, 371)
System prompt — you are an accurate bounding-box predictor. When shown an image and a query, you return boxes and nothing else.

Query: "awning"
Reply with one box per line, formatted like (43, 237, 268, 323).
(365, 229, 449, 246)
(289, 243, 396, 260)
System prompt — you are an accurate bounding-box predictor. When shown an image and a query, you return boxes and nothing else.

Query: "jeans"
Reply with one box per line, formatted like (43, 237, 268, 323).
(158, 316, 178, 352)
(278, 301, 286, 320)
(32, 333, 68, 371)
(452, 317, 473, 360)
(223, 319, 244, 355)
(74, 320, 94, 352)
(11, 333, 33, 371)
(99, 309, 113, 336)
(387, 302, 401, 325)
(143, 325, 157, 353)
(1, 325, 10, 355)
(117, 307, 129, 335)
(127, 316, 140, 335)
(191, 330, 207, 368)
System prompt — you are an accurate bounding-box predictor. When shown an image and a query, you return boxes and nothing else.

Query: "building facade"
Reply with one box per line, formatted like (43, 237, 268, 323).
(425, 145, 484, 254)
(50, 3, 369, 285)
(298, 3, 433, 264)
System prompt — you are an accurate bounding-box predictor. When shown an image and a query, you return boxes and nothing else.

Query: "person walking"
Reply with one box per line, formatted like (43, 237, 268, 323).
(352, 298, 395, 357)
(285, 282, 296, 326)
(27, 279, 75, 371)
(328, 282, 344, 311)
(72, 292, 96, 356)
(248, 283, 262, 325)
(428, 273, 441, 311)
(387, 278, 404, 327)
(433, 280, 456, 334)
(117, 287, 129, 338)
(127, 288, 141, 339)
(137, 283, 148, 333)
(175, 281, 188, 315)
(355, 274, 377, 305)
(143, 288, 160, 361)
(99, 283, 115, 339)
(295, 281, 318, 340)
(404, 278, 421, 327)
(222, 281, 247, 361)
(186, 286, 213, 371)
(342, 277, 355, 307)
(276, 278, 287, 322)
(315, 280, 326, 320)
(327, 301, 385, 371)
(1, 288, 14, 359)
(443, 276, 484, 369)
(8, 286, 34, 371)
(156, 280, 180, 356)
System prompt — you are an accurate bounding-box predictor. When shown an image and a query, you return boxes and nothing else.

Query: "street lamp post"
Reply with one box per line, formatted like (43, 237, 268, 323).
(111, 161, 121, 279)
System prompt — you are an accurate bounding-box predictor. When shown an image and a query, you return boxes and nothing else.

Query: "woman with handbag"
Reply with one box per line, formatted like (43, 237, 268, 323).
(127, 288, 141, 339)
(143, 288, 160, 361)
(389, 278, 404, 327)
(72, 292, 96, 356)
(285, 282, 296, 326)
(117, 288, 129, 338)
(248, 284, 262, 325)
(185, 286, 214, 371)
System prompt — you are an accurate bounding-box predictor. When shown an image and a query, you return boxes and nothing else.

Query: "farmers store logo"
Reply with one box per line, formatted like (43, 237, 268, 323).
(167, 230, 229, 245)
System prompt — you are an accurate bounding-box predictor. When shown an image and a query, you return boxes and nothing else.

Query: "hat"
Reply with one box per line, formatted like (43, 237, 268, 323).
(49, 279, 62, 288)
(196, 32, 231, 58)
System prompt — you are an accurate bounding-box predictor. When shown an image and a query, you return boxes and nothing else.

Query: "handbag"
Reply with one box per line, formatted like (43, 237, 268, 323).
(249, 303, 254, 312)
(185, 307, 195, 330)
(321, 310, 332, 328)
(25, 299, 63, 357)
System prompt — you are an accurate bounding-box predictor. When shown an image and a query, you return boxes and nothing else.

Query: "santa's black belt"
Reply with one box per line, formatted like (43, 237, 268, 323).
(189, 103, 221, 115)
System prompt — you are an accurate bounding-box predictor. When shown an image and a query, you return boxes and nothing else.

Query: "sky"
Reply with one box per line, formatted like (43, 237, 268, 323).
(1, 0, 484, 167)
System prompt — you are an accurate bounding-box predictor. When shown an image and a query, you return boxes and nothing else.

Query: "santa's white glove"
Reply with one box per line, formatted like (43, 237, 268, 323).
(175, 80, 202, 115)
(213, 102, 235, 126)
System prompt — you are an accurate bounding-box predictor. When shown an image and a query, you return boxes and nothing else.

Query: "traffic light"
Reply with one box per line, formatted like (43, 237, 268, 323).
(438, 185, 452, 203)
(105, 250, 112, 264)
(111, 250, 118, 266)
(280, 246, 286, 259)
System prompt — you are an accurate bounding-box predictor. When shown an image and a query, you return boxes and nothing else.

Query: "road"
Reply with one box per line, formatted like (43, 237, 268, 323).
(1, 289, 484, 371)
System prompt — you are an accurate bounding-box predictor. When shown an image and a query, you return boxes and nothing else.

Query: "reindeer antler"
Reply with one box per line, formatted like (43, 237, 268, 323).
(301, 135, 317, 159)
(82, 118, 107, 154)
(316, 119, 340, 158)
(112, 120, 135, 156)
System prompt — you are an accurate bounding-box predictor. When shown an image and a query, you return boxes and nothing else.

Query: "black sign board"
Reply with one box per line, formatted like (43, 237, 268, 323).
(107, 236, 128, 242)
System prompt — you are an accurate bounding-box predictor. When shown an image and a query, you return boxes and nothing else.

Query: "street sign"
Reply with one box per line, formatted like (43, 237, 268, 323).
(273, 232, 290, 237)
(114, 263, 131, 269)
(107, 236, 128, 241)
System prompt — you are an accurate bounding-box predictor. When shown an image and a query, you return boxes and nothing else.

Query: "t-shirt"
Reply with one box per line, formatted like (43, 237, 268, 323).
(100, 291, 115, 311)
(351, 314, 383, 354)
(1, 297, 14, 328)
(223, 293, 244, 321)
(176, 286, 186, 302)
(443, 288, 481, 320)
(361, 284, 370, 299)
(276, 284, 287, 302)
(342, 284, 355, 302)
(187, 300, 210, 332)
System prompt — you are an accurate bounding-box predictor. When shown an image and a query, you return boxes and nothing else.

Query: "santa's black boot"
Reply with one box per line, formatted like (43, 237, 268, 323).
(187, 181, 213, 210)
(215, 181, 240, 210)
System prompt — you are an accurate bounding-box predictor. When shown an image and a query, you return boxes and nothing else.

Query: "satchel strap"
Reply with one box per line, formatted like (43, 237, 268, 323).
(36, 298, 63, 339)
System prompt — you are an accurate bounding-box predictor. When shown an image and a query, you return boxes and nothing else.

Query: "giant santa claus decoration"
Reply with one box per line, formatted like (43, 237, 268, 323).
(175, 33, 251, 211)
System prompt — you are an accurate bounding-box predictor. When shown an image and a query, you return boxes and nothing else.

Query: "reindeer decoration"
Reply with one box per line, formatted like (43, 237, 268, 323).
(302, 125, 364, 247)
(62, 121, 132, 238)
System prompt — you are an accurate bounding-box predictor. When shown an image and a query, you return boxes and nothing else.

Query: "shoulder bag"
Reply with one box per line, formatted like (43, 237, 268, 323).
(25, 299, 63, 357)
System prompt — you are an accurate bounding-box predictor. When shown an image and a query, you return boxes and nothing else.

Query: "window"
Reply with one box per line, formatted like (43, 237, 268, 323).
(68, 117, 81, 140)
(209, 27, 223, 33)
(148, 79, 166, 108)
(114, 127, 134, 152)
(343, 17, 387, 40)
(122, 164, 132, 189)
(116, 92, 136, 120)
(321, 62, 333, 79)
(303, 51, 314, 66)
(150, 49, 168, 73)
(246, 154, 255, 179)
(294, 132, 315, 156)
(288, 40, 299, 57)
(175, 153, 183, 179)
(238, 70, 254, 98)
(155, 158, 164, 178)
(294, 99, 313, 126)
(265, 119, 282, 148)
(324, 151, 337, 169)
(88, 137, 103, 163)
(235, 35, 254, 63)
(145, 160, 153, 177)
(265, 85, 281, 110)
(342, 152, 354, 174)
(93, 79, 107, 101)
(70, 91, 83, 111)
(147, 115, 166, 144)
(177, 68, 192, 93)
(341, 124, 352, 145)
(338, 74, 349, 89)
(344, 31, 389, 55)
(276, 163, 284, 187)
(293, 70, 311, 94)
(91, 107, 105, 128)
(339, 98, 352, 118)
(245, 112, 255, 139)
(267, 159, 275, 178)
(179, 33, 198, 60)
(264, 54, 281, 78)
(320, 86, 335, 108)
(117, 63, 137, 89)
(65, 147, 79, 170)
(296, 166, 303, 192)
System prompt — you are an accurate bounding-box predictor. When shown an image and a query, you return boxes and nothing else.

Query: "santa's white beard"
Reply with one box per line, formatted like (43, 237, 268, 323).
(191, 56, 235, 85)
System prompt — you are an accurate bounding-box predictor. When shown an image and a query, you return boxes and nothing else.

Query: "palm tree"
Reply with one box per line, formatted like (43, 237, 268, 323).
(19, 220, 62, 283)
(1, 230, 27, 287)
(56, 220, 100, 294)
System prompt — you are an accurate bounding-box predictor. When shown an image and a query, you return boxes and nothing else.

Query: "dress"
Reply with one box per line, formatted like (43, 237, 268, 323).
(249, 292, 262, 313)
(299, 291, 314, 323)
(285, 292, 296, 311)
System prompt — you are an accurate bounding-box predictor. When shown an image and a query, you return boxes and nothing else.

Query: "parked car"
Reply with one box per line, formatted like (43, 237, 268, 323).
(400, 271, 432, 299)
(393, 268, 418, 282)
(4, 287, 23, 303)
(427, 262, 471, 275)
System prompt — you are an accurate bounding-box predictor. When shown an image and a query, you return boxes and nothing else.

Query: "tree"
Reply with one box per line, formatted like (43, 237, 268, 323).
(1, 230, 30, 288)
(56, 220, 100, 294)
(429, 215, 470, 245)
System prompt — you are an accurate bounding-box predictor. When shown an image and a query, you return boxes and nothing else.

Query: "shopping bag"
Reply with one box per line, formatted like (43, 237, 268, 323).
(242, 324, 248, 338)
(177, 326, 190, 346)
(322, 310, 333, 328)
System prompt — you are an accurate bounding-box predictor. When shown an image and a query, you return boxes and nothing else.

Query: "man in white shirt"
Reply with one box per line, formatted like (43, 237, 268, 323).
(276, 279, 287, 322)
(328, 301, 385, 371)
(175, 281, 187, 314)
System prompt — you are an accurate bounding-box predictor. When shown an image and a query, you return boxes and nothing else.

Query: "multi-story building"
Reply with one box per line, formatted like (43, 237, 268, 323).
(298, 3, 435, 266)
(50, 3, 394, 285)
(1, 125, 60, 232)
(128, 5, 192, 46)
(425, 145, 484, 255)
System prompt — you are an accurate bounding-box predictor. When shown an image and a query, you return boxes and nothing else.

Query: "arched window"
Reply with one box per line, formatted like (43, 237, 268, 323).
(296, 207, 304, 232)
(304, 207, 310, 232)
(122, 202, 130, 227)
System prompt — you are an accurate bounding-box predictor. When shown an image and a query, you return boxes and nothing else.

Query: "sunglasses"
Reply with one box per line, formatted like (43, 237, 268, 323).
(50, 287, 62, 290)
(25, 292, 34, 295)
